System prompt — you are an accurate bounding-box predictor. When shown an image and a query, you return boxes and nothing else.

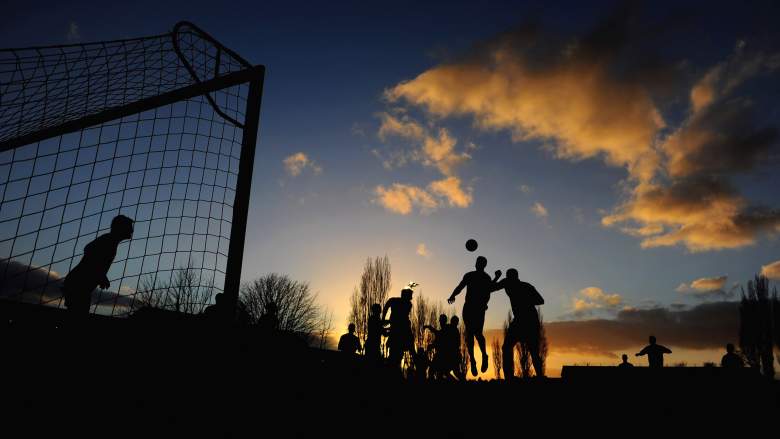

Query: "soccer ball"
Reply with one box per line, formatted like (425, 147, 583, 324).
(465, 239, 478, 252)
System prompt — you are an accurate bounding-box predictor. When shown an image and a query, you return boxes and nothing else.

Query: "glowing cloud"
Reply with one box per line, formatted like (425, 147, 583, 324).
(531, 202, 548, 219)
(429, 176, 472, 208)
(373, 177, 473, 214)
(760, 260, 780, 280)
(572, 287, 623, 314)
(676, 276, 728, 295)
(374, 112, 473, 214)
(384, 13, 780, 250)
(283, 152, 322, 177)
(385, 30, 664, 185)
(373, 183, 438, 215)
(416, 243, 431, 258)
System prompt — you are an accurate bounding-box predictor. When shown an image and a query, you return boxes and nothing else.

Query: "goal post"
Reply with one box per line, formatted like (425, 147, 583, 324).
(0, 21, 264, 317)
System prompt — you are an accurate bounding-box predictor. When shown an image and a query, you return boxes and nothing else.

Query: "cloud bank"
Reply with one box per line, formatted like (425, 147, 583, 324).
(384, 7, 780, 251)
(547, 301, 739, 357)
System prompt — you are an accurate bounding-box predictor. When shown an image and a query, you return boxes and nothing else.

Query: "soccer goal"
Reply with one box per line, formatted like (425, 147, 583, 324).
(0, 22, 264, 317)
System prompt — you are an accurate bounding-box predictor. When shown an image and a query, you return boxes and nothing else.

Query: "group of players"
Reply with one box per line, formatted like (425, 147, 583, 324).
(339, 254, 546, 380)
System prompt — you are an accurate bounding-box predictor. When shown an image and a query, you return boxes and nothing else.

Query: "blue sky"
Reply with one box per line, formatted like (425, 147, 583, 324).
(3, 0, 780, 339)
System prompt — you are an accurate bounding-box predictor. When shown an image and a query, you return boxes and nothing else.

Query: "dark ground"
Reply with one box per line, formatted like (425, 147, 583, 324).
(2, 306, 778, 437)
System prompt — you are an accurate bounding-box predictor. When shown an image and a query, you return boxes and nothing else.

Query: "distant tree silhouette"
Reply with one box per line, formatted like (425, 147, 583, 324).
(456, 319, 469, 380)
(410, 293, 444, 371)
(348, 256, 391, 353)
(134, 261, 215, 314)
(316, 308, 334, 349)
(739, 275, 776, 378)
(491, 335, 502, 380)
(773, 290, 780, 367)
(537, 313, 548, 376)
(241, 273, 322, 342)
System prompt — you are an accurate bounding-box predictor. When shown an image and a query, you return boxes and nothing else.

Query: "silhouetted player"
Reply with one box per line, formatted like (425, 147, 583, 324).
(445, 315, 463, 380)
(203, 292, 232, 323)
(618, 354, 634, 368)
(720, 343, 744, 369)
(635, 335, 672, 368)
(338, 323, 362, 355)
(62, 215, 134, 316)
(383, 288, 415, 369)
(448, 256, 500, 376)
(489, 268, 544, 379)
(424, 314, 450, 379)
(365, 303, 385, 364)
(257, 301, 279, 332)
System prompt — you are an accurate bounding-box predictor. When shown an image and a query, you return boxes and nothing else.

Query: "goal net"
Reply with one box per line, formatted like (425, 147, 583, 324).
(0, 22, 264, 317)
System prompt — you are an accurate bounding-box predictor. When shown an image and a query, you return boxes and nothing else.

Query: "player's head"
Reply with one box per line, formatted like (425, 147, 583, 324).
(622, 354, 628, 362)
(726, 343, 735, 353)
(214, 293, 224, 305)
(649, 335, 656, 344)
(401, 288, 413, 300)
(475, 256, 487, 270)
(439, 314, 448, 327)
(348, 323, 356, 334)
(450, 315, 459, 326)
(507, 268, 519, 279)
(111, 215, 134, 239)
(370, 303, 381, 316)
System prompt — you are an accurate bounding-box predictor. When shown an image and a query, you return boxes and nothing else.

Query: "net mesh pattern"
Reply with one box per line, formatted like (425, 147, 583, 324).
(0, 23, 257, 316)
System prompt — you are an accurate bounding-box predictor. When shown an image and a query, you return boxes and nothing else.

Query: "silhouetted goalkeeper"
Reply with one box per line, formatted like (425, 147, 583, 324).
(62, 215, 134, 316)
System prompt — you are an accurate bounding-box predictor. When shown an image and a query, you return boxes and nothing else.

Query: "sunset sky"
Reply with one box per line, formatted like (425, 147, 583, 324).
(3, 0, 780, 374)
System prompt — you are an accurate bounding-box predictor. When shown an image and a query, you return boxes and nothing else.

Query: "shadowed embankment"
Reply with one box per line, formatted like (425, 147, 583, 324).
(2, 304, 777, 436)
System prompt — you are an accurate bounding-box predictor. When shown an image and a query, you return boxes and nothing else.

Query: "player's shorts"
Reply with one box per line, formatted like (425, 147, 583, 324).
(462, 305, 486, 335)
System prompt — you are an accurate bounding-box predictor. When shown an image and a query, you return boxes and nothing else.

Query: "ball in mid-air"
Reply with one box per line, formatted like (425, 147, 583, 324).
(465, 239, 478, 252)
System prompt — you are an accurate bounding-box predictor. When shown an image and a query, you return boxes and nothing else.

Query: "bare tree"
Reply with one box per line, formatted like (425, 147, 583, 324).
(316, 308, 334, 350)
(241, 273, 321, 342)
(347, 256, 391, 349)
(491, 335, 502, 380)
(538, 312, 549, 377)
(739, 275, 776, 378)
(456, 319, 469, 380)
(774, 289, 780, 366)
(133, 261, 214, 314)
(412, 292, 443, 351)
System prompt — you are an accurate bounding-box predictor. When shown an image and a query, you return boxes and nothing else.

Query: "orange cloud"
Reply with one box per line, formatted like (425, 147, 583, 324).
(374, 112, 473, 214)
(377, 112, 425, 142)
(386, 42, 664, 185)
(377, 112, 470, 177)
(604, 44, 780, 251)
(530, 202, 548, 218)
(572, 287, 623, 314)
(603, 177, 780, 251)
(283, 152, 322, 177)
(373, 183, 438, 215)
(373, 176, 472, 214)
(384, 16, 780, 251)
(416, 243, 431, 258)
(428, 176, 472, 208)
(760, 260, 780, 280)
(676, 276, 728, 296)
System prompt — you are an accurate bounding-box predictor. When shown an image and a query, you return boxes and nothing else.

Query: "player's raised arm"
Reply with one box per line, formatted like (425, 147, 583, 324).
(448, 276, 467, 304)
(488, 278, 505, 294)
(382, 299, 392, 321)
(530, 285, 544, 305)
